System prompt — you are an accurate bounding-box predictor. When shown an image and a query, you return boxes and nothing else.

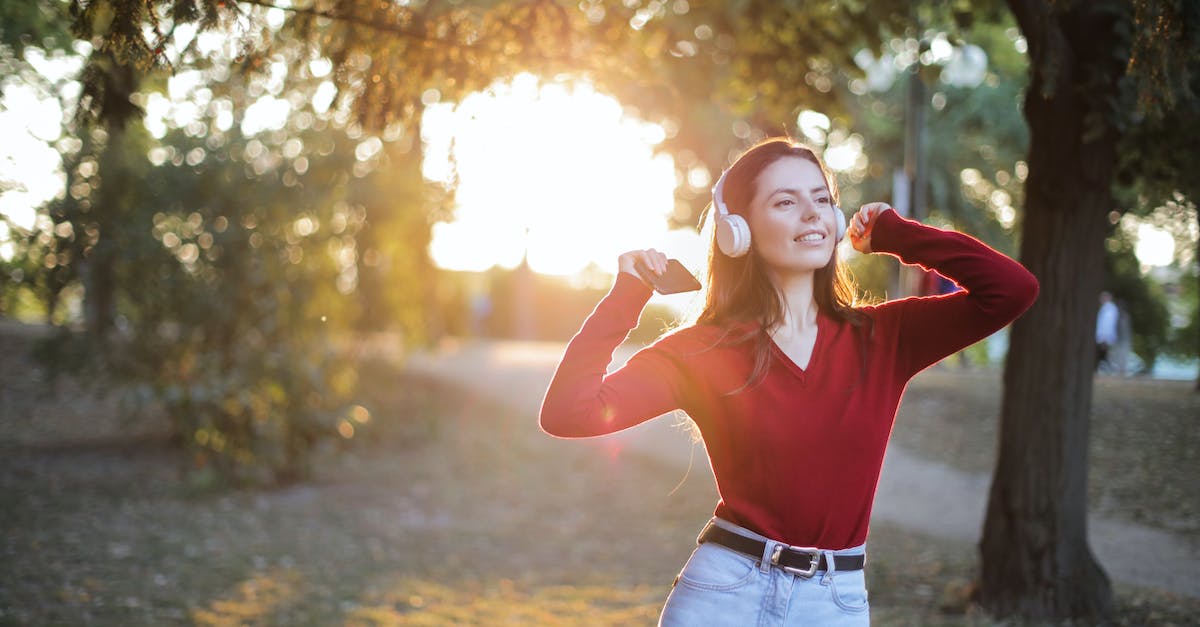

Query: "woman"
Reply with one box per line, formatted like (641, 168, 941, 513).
(539, 137, 1038, 625)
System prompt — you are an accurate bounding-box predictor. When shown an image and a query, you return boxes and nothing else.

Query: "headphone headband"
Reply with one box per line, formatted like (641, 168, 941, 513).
(710, 166, 749, 256)
(711, 167, 731, 217)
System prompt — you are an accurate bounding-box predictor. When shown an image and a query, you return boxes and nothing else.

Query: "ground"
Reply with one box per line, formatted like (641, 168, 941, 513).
(0, 321, 1197, 625)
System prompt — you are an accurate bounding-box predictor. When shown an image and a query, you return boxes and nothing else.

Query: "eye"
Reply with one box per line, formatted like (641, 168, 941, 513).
(774, 198, 795, 208)
(816, 197, 832, 205)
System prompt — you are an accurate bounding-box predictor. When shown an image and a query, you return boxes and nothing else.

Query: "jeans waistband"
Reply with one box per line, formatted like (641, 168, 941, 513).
(706, 517, 866, 557)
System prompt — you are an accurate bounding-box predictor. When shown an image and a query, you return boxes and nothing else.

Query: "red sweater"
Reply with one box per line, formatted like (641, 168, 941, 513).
(539, 210, 1038, 549)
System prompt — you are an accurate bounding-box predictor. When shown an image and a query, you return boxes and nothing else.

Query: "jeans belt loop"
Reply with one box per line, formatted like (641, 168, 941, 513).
(758, 540, 778, 574)
(820, 549, 837, 585)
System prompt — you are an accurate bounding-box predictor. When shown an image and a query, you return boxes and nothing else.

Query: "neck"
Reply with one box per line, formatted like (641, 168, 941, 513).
(766, 268, 818, 334)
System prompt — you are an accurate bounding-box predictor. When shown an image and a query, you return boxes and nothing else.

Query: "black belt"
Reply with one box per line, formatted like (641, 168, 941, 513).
(698, 524, 865, 578)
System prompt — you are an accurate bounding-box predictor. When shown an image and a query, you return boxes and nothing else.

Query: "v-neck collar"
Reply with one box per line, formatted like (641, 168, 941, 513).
(768, 313, 825, 379)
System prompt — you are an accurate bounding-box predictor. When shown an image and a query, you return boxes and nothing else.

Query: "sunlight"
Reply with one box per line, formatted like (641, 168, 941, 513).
(797, 110, 830, 143)
(1135, 223, 1175, 267)
(823, 135, 864, 173)
(0, 84, 65, 244)
(423, 74, 696, 278)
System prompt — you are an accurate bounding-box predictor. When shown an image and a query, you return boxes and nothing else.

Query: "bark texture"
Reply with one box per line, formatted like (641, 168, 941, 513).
(980, 0, 1122, 620)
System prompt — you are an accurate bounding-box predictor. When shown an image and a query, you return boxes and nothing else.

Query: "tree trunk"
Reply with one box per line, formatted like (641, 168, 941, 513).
(980, 1, 1121, 621)
(81, 53, 139, 341)
(83, 244, 115, 338)
(83, 117, 125, 343)
(1194, 211, 1199, 391)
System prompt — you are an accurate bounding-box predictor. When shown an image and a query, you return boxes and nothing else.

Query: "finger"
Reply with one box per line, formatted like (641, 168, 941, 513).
(858, 207, 875, 229)
(656, 252, 668, 274)
(646, 249, 663, 274)
(644, 250, 663, 275)
(620, 252, 637, 274)
(631, 255, 648, 276)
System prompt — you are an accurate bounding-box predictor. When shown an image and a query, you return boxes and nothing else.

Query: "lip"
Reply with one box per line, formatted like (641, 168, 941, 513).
(792, 229, 828, 244)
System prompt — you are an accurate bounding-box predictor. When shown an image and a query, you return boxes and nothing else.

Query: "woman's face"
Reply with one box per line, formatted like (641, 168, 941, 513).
(745, 156, 838, 277)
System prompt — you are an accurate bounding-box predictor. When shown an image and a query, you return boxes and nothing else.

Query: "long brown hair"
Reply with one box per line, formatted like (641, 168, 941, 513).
(694, 137, 870, 391)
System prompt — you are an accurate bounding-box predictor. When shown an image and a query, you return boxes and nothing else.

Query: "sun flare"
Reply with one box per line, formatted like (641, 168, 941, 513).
(422, 74, 701, 279)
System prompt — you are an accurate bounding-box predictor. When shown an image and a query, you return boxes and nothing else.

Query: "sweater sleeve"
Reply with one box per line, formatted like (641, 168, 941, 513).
(538, 272, 691, 438)
(867, 209, 1039, 377)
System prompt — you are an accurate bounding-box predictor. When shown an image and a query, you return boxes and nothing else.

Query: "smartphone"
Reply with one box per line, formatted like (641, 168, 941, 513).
(635, 258, 702, 294)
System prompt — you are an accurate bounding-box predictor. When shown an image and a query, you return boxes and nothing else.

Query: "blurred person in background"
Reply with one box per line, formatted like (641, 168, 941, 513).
(1095, 291, 1119, 373)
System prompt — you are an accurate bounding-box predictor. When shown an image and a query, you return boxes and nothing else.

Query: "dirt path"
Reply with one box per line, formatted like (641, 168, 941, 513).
(406, 338, 1200, 600)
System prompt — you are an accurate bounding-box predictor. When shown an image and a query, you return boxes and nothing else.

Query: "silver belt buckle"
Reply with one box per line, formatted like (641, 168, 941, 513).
(770, 543, 821, 578)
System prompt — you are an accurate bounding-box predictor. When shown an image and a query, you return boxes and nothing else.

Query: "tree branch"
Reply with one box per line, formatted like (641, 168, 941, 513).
(232, 0, 449, 46)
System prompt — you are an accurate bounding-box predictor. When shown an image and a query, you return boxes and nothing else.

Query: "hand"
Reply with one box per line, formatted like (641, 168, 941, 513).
(618, 249, 668, 288)
(847, 202, 892, 254)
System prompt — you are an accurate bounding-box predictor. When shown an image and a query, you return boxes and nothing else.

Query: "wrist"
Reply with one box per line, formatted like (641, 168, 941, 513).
(615, 268, 653, 292)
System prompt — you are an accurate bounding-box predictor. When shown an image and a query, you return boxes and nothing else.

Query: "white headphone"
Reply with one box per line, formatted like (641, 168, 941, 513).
(710, 167, 847, 258)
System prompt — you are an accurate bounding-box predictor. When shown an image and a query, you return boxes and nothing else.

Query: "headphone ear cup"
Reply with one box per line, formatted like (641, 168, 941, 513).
(717, 213, 751, 257)
(834, 206, 847, 242)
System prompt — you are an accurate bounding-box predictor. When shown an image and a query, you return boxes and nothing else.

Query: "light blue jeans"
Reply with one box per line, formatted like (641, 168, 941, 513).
(659, 517, 870, 626)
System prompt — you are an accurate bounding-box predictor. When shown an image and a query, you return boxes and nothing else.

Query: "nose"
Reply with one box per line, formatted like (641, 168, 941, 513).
(799, 199, 822, 223)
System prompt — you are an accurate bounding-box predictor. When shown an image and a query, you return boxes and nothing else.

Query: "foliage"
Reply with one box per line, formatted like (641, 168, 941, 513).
(113, 128, 359, 484)
(1168, 264, 1199, 362)
(42, 0, 1041, 266)
(1113, 197, 1199, 368)
(3, 32, 448, 483)
(27, 111, 391, 483)
(0, 0, 74, 59)
(1113, 3, 1200, 375)
(1125, 0, 1200, 120)
(834, 14, 1030, 249)
(1104, 227, 1170, 371)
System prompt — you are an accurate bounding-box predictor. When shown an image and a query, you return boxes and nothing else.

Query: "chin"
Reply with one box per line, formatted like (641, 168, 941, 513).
(763, 253, 833, 276)
(758, 241, 835, 270)
(792, 248, 835, 269)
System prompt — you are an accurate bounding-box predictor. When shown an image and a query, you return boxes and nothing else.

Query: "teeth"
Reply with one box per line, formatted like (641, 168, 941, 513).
(796, 233, 824, 242)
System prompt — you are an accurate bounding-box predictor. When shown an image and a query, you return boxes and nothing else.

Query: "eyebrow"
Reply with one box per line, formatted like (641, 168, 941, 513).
(768, 186, 830, 197)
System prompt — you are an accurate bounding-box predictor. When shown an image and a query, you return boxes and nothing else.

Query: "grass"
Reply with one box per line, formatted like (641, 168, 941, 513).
(1, 324, 1198, 625)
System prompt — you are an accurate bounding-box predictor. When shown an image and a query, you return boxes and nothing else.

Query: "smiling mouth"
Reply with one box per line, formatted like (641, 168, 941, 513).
(794, 232, 826, 243)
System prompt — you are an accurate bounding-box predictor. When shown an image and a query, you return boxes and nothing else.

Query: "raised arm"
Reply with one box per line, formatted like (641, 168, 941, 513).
(538, 270, 691, 438)
(855, 207, 1039, 377)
